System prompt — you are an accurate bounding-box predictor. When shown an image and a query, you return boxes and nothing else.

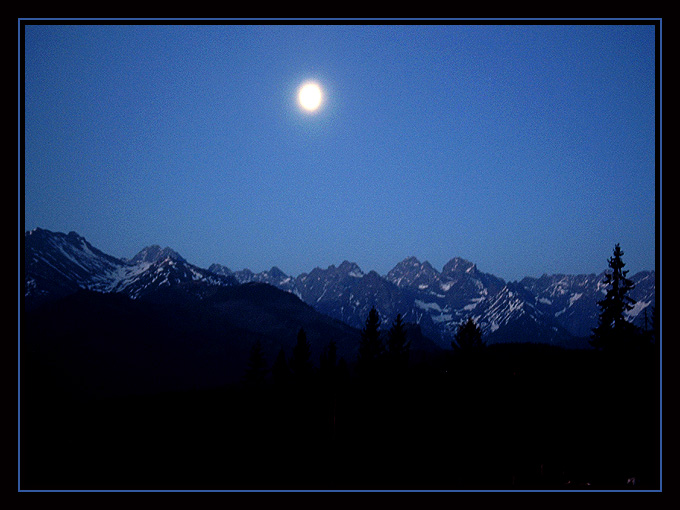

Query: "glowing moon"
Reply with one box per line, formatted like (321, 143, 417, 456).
(298, 82, 322, 112)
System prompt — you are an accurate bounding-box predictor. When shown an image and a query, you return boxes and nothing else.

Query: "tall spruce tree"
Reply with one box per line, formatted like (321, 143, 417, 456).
(357, 307, 384, 378)
(386, 313, 410, 375)
(452, 317, 485, 353)
(290, 327, 313, 380)
(591, 243, 638, 350)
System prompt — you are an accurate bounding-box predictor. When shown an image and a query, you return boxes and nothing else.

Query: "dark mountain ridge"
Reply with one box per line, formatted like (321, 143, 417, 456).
(23, 282, 366, 401)
(24, 228, 656, 350)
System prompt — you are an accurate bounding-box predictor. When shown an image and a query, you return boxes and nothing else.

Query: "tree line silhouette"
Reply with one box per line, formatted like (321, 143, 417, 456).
(246, 243, 656, 388)
(20, 244, 659, 490)
(232, 245, 657, 490)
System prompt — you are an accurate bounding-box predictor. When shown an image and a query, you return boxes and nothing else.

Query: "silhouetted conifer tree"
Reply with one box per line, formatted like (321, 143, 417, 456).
(357, 307, 384, 379)
(452, 317, 485, 353)
(290, 327, 313, 380)
(386, 313, 410, 376)
(591, 244, 639, 351)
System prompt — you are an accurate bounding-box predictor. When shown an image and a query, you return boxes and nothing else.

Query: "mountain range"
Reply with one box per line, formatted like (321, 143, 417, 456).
(212, 253, 655, 349)
(24, 227, 656, 354)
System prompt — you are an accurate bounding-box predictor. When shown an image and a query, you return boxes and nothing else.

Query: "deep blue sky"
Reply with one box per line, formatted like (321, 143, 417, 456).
(23, 22, 658, 281)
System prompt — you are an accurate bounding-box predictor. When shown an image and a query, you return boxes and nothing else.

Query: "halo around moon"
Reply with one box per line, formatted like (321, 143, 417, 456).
(298, 82, 323, 112)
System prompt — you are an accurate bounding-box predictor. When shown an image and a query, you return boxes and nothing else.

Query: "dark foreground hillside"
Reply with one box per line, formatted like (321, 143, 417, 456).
(20, 336, 660, 490)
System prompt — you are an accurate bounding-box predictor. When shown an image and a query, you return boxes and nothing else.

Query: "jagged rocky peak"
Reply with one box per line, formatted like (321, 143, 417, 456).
(442, 257, 477, 276)
(387, 256, 415, 275)
(266, 266, 289, 280)
(26, 227, 85, 248)
(208, 263, 232, 276)
(130, 245, 186, 265)
(298, 260, 366, 284)
(363, 269, 383, 281)
(421, 260, 436, 271)
(401, 256, 423, 267)
(337, 260, 364, 277)
(387, 256, 440, 288)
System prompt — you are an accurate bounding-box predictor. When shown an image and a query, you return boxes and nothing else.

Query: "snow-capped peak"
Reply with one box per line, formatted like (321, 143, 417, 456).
(130, 245, 186, 265)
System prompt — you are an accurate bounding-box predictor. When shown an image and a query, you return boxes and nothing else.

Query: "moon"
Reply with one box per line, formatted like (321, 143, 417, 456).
(298, 82, 322, 112)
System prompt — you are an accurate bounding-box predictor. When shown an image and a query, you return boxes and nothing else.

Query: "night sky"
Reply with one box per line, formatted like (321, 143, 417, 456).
(23, 22, 658, 281)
